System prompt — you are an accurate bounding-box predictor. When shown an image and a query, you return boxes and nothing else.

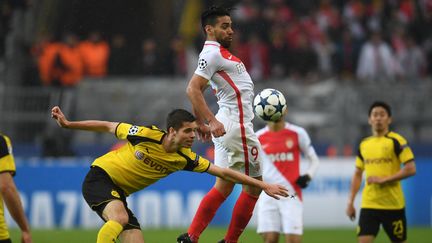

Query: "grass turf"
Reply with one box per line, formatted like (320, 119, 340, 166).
(9, 227, 431, 242)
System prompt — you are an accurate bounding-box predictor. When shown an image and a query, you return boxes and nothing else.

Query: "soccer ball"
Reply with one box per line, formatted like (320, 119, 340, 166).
(253, 88, 287, 122)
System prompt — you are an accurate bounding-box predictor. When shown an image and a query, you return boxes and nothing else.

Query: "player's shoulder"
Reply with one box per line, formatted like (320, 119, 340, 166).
(255, 126, 270, 137)
(285, 122, 307, 133)
(386, 131, 408, 144)
(359, 135, 374, 145)
(0, 133, 10, 146)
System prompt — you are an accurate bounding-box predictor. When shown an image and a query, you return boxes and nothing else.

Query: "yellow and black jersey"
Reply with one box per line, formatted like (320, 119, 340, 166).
(0, 134, 16, 240)
(356, 131, 415, 210)
(92, 123, 211, 195)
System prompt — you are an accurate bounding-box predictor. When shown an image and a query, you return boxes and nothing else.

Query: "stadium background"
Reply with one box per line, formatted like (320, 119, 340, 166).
(1, 0, 431, 242)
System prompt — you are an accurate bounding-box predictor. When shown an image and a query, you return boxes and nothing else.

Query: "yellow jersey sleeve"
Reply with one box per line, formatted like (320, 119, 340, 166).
(179, 148, 211, 173)
(355, 146, 365, 170)
(391, 132, 415, 164)
(0, 135, 16, 175)
(115, 123, 140, 140)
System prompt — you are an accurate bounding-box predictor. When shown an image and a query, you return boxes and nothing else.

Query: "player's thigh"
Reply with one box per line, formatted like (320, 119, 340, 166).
(257, 194, 281, 234)
(358, 208, 380, 238)
(119, 229, 144, 243)
(213, 117, 262, 177)
(381, 209, 407, 243)
(102, 200, 129, 224)
(280, 198, 303, 235)
(82, 166, 141, 230)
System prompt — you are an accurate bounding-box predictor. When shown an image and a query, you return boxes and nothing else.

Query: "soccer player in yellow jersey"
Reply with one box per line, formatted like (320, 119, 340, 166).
(346, 101, 416, 243)
(0, 134, 32, 243)
(50, 106, 289, 243)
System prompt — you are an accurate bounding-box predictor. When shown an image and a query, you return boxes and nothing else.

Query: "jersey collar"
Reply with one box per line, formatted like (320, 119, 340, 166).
(204, 40, 220, 47)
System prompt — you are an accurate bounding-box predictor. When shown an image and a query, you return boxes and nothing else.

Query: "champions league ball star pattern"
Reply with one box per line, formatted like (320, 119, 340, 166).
(253, 88, 287, 122)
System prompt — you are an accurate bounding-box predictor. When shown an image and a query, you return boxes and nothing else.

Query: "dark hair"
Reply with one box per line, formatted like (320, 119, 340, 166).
(166, 109, 196, 130)
(368, 101, 392, 117)
(201, 6, 232, 32)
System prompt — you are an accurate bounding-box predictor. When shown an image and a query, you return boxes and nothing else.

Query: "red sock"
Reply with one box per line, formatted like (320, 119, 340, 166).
(224, 191, 259, 243)
(188, 187, 226, 242)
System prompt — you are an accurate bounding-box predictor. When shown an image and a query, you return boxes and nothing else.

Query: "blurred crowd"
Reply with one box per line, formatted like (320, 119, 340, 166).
(2, 0, 432, 88)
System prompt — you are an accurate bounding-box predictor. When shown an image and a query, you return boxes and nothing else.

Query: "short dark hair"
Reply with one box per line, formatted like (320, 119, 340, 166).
(368, 101, 392, 117)
(166, 109, 196, 130)
(201, 6, 231, 32)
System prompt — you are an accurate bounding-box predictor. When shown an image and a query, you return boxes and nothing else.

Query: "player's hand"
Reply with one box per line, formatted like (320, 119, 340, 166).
(208, 118, 226, 138)
(263, 183, 289, 200)
(346, 203, 356, 221)
(51, 106, 69, 128)
(367, 176, 385, 185)
(21, 230, 32, 243)
(197, 123, 212, 142)
(295, 174, 311, 189)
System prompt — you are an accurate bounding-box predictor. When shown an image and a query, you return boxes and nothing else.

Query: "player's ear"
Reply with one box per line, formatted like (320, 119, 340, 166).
(169, 127, 176, 135)
(205, 25, 213, 35)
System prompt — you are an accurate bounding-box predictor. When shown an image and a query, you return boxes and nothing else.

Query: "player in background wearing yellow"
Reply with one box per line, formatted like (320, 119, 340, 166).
(0, 134, 32, 243)
(346, 101, 416, 243)
(50, 106, 289, 243)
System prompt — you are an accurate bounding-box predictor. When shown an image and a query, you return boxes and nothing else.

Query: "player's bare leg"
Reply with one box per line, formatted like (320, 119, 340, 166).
(97, 200, 130, 243)
(358, 235, 374, 243)
(214, 176, 235, 196)
(261, 232, 279, 243)
(285, 233, 301, 243)
(119, 229, 145, 243)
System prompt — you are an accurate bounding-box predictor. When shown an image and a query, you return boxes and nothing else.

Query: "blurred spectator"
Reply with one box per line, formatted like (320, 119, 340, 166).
(236, 33, 270, 81)
(78, 31, 110, 78)
(268, 25, 290, 79)
(356, 32, 400, 82)
(135, 38, 161, 75)
(397, 36, 427, 82)
(163, 36, 187, 77)
(313, 32, 336, 78)
(334, 29, 361, 79)
(35, 33, 60, 85)
(108, 34, 133, 75)
(39, 32, 83, 157)
(287, 32, 318, 81)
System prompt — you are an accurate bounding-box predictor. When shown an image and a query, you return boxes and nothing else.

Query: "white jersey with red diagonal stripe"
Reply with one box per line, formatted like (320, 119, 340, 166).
(195, 40, 262, 177)
(256, 122, 312, 200)
(194, 40, 255, 122)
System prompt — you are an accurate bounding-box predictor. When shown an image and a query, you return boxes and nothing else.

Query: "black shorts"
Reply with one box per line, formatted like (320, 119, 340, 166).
(358, 208, 407, 242)
(0, 239, 11, 243)
(82, 166, 140, 230)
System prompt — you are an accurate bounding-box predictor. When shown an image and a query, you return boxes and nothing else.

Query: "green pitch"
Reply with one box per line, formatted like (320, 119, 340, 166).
(9, 227, 431, 243)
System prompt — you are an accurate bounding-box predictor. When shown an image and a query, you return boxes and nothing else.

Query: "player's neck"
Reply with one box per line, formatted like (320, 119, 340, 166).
(268, 120, 285, 132)
(162, 134, 178, 153)
(372, 128, 389, 137)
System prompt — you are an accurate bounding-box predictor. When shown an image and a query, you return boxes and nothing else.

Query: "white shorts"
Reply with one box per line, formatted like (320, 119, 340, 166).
(256, 193, 303, 235)
(213, 108, 262, 178)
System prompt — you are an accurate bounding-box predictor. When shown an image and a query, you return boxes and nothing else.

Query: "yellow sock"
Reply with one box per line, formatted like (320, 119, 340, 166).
(97, 220, 123, 243)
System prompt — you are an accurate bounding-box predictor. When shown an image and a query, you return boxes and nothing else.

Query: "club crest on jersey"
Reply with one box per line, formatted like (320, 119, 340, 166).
(128, 125, 139, 135)
(285, 139, 294, 149)
(198, 58, 207, 70)
(135, 151, 144, 160)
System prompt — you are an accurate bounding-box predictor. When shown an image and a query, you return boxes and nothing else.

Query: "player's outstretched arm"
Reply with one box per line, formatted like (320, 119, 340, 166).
(51, 106, 118, 134)
(0, 172, 32, 243)
(206, 164, 289, 199)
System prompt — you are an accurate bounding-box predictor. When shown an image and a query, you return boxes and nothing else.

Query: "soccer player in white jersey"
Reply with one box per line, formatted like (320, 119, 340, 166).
(177, 6, 267, 243)
(255, 101, 320, 243)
